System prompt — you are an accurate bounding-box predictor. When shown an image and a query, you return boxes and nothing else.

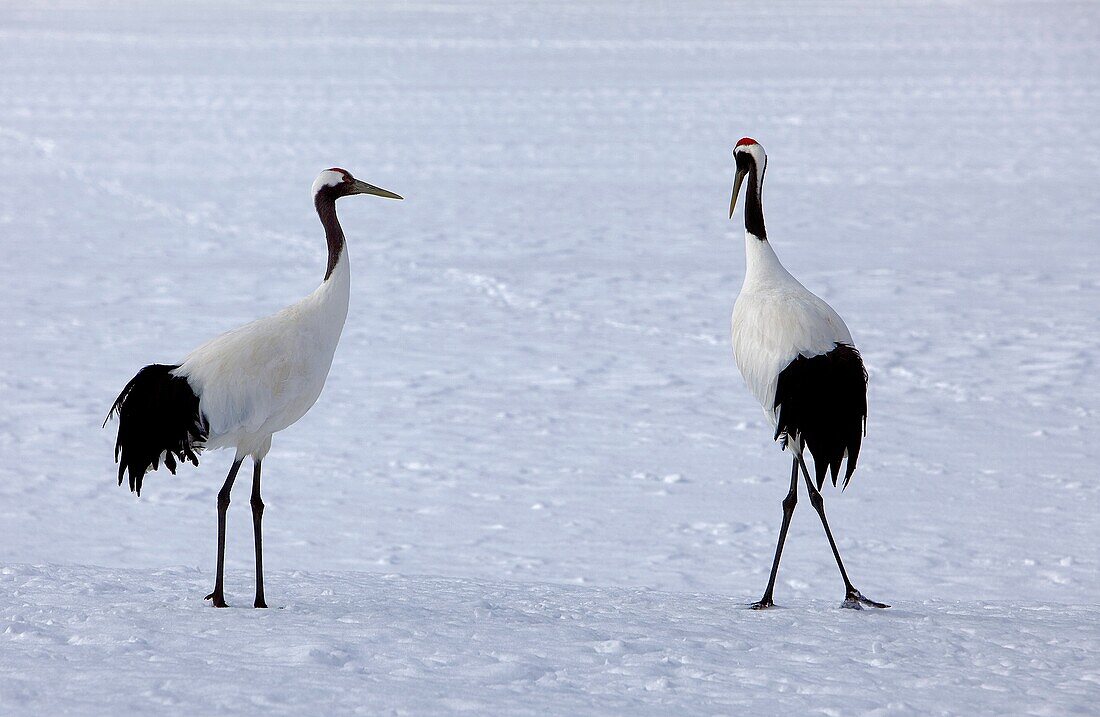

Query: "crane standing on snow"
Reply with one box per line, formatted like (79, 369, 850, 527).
(728, 138, 888, 610)
(107, 168, 402, 608)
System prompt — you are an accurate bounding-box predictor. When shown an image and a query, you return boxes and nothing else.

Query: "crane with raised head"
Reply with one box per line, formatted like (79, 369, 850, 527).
(728, 138, 888, 610)
(107, 168, 402, 608)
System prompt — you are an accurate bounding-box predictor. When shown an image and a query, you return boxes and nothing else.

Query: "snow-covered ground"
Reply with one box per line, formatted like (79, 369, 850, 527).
(4, 565, 1098, 716)
(1, 1, 1098, 714)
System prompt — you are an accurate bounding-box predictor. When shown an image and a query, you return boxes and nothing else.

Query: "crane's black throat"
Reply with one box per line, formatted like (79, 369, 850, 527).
(744, 161, 767, 240)
(315, 192, 346, 281)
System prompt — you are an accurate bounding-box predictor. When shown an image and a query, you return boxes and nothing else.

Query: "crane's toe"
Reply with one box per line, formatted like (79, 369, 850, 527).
(204, 591, 230, 608)
(841, 589, 889, 610)
(749, 598, 776, 610)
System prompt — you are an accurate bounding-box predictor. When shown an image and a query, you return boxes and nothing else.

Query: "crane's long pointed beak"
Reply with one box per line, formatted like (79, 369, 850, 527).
(729, 168, 746, 219)
(351, 180, 403, 200)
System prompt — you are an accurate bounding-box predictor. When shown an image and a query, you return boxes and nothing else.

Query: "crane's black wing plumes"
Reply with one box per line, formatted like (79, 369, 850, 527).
(773, 343, 868, 490)
(106, 364, 208, 496)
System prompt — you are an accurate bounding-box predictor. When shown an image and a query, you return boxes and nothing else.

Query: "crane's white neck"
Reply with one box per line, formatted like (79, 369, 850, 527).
(327, 242, 350, 286)
(311, 230, 350, 342)
(742, 230, 792, 289)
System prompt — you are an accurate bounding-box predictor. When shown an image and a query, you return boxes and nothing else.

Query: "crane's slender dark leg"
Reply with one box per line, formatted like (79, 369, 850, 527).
(250, 459, 267, 609)
(795, 452, 888, 610)
(750, 455, 800, 610)
(205, 458, 243, 608)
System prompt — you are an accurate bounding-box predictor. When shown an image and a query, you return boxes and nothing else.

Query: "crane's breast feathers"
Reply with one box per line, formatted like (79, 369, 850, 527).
(175, 310, 340, 439)
(731, 292, 852, 409)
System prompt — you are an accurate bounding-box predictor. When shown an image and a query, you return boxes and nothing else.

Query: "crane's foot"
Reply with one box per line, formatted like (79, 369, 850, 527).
(841, 588, 889, 610)
(254, 597, 268, 609)
(749, 597, 776, 610)
(204, 590, 229, 608)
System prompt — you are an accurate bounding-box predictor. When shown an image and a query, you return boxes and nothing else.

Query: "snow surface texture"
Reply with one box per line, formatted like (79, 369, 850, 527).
(1, 1, 1098, 715)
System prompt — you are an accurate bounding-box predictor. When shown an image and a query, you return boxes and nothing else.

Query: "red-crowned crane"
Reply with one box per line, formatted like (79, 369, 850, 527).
(728, 138, 888, 610)
(106, 168, 402, 608)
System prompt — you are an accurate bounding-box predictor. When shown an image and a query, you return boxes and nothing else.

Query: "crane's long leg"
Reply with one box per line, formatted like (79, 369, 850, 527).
(750, 455, 800, 610)
(205, 459, 243, 608)
(795, 452, 888, 610)
(250, 459, 267, 609)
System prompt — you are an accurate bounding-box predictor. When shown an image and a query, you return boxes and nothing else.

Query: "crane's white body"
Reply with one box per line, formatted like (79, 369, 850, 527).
(732, 231, 853, 428)
(728, 138, 885, 610)
(174, 247, 350, 461)
(108, 167, 401, 608)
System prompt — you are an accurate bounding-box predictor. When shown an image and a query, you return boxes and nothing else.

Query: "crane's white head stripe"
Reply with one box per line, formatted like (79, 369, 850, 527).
(312, 169, 350, 196)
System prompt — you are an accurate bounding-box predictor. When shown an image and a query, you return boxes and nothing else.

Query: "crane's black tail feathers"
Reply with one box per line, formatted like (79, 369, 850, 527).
(106, 364, 208, 496)
(773, 343, 868, 490)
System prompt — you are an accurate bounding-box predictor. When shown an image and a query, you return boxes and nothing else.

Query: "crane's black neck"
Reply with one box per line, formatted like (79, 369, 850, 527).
(744, 161, 766, 240)
(315, 193, 345, 281)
